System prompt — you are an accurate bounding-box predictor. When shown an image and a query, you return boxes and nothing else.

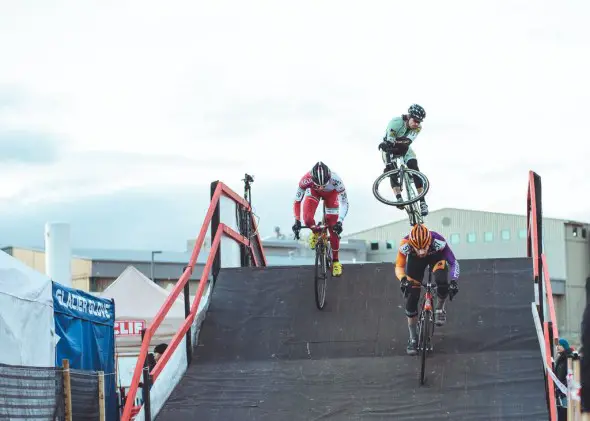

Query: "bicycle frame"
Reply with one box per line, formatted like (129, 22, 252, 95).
(313, 223, 331, 252)
(421, 272, 436, 317)
(298, 217, 334, 272)
(294, 202, 338, 245)
(387, 153, 425, 226)
(386, 153, 413, 189)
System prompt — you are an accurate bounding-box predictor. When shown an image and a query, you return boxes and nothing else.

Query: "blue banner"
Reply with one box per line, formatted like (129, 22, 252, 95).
(53, 284, 114, 323)
(53, 282, 118, 421)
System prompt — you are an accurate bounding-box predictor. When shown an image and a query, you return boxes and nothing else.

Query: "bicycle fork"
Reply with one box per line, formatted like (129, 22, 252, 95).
(319, 235, 332, 270)
(420, 291, 435, 352)
(425, 292, 432, 310)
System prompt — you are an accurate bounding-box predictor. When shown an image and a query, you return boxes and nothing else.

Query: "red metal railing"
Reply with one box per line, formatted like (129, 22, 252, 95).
(541, 254, 559, 341)
(544, 322, 558, 421)
(527, 171, 540, 278)
(527, 170, 558, 421)
(120, 181, 266, 420)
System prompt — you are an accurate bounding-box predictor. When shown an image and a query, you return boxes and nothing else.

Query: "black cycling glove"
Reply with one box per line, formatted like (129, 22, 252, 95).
(379, 141, 394, 152)
(400, 276, 410, 296)
(292, 220, 302, 238)
(449, 280, 459, 300)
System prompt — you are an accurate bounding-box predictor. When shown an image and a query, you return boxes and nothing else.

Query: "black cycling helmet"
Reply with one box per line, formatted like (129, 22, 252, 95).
(311, 161, 331, 186)
(408, 104, 426, 121)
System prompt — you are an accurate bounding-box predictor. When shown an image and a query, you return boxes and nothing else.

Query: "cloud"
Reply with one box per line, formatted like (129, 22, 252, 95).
(0, 183, 211, 251)
(1, 164, 588, 254)
(0, 0, 589, 249)
(0, 86, 25, 110)
(0, 130, 61, 164)
(201, 98, 336, 141)
(0, 149, 252, 206)
(0, 173, 402, 251)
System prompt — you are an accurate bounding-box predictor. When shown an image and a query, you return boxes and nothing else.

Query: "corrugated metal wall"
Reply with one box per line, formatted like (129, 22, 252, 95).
(346, 208, 567, 280)
(346, 208, 590, 345)
(9, 247, 93, 291)
(563, 227, 590, 343)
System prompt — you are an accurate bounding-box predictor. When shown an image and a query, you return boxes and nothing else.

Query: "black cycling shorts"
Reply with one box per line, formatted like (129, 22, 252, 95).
(403, 252, 451, 317)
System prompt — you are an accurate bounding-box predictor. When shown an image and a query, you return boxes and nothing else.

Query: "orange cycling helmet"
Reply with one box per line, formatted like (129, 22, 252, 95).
(408, 223, 432, 250)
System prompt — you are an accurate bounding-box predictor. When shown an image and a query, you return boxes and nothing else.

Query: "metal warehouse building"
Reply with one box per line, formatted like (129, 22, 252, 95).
(4, 206, 588, 343)
(345, 207, 590, 344)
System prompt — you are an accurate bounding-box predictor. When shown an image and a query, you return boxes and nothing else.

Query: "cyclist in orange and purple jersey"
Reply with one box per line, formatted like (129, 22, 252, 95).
(395, 224, 460, 355)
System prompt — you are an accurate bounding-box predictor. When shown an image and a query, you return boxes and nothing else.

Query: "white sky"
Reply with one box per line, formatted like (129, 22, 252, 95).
(0, 0, 589, 248)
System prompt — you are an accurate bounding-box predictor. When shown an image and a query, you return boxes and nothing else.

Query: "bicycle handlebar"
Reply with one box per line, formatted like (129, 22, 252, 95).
(299, 224, 329, 230)
(403, 274, 435, 289)
(293, 224, 341, 240)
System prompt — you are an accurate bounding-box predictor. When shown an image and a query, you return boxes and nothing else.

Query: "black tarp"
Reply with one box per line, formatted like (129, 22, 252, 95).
(0, 363, 65, 420)
(156, 258, 548, 420)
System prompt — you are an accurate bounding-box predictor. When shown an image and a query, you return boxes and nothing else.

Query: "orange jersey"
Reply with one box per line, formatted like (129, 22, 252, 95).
(395, 238, 410, 280)
(394, 232, 460, 282)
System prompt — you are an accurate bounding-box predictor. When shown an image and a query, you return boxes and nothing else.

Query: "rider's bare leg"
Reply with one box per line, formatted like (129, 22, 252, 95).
(406, 315, 418, 354)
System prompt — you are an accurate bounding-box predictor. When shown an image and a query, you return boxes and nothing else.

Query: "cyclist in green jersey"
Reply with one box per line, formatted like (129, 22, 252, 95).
(378, 104, 428, 216)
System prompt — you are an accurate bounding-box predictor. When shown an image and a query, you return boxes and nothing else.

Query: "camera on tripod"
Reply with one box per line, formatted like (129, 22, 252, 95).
(243, 173, 254, 184)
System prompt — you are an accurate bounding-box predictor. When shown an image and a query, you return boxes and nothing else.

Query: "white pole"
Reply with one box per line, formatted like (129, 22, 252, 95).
(44, 222, 72, 287)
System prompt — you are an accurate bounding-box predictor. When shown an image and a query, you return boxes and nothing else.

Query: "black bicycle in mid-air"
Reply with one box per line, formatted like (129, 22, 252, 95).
(372, 147, 430, 226)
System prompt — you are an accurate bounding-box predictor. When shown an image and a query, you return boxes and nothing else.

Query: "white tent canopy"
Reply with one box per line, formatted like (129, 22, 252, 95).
(0, 250, 56, 367)
(99, 266, 192, 356)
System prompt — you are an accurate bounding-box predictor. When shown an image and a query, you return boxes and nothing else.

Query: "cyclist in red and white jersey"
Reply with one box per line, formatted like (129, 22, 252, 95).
(292, 161, 349, 277)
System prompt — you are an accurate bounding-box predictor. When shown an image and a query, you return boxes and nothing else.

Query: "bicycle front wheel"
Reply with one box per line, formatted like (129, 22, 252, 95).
(372, 169, 430, 207)
(314, 242, 328, 310)
(418, 310, 431, 385)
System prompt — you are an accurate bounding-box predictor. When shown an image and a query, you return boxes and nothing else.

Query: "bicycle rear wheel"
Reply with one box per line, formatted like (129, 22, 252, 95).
(314, 241, 328, 310)
(404, 172, 424, 226)
(372, 168, 430, 207)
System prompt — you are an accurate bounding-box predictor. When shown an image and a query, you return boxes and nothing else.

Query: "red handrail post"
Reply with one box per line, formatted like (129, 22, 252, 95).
(151, 225, 226, 382)
(528, 170, 559, 420)
(120, 181, 266, 421)
(544, 322, 558, 421)
(120, 184, 226, 420)
(541, 254, 559, 341)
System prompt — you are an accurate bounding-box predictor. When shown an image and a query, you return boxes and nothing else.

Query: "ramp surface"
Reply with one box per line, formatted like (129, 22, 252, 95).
(156, 259, 548, 420)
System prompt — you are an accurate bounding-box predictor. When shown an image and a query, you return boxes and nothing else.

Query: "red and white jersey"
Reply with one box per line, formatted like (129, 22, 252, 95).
(295, 171, 346, 197)
(293, 171, 349, 221)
